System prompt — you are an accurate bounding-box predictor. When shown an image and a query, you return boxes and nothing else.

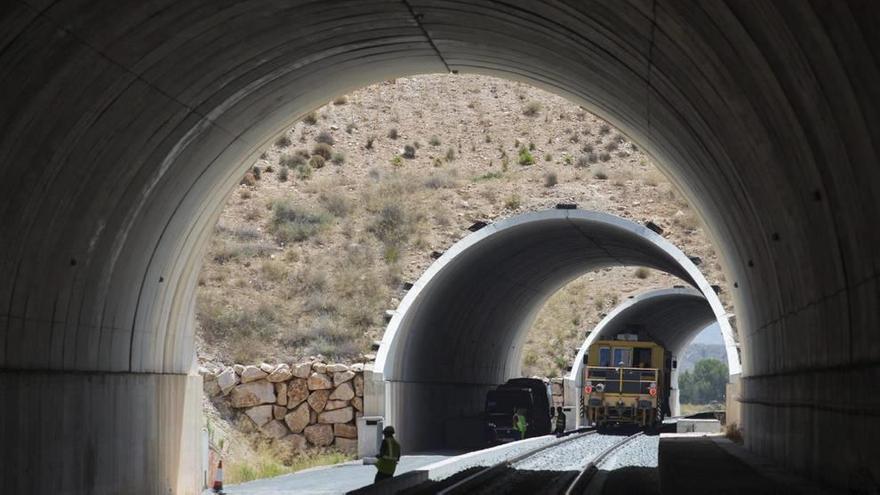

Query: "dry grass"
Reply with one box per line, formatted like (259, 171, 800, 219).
(226, 446, 353, 484)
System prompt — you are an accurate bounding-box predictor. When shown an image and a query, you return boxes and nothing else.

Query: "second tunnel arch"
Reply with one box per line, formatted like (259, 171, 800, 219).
(565, 287, 720, 424)
(373, 208, 738, 452)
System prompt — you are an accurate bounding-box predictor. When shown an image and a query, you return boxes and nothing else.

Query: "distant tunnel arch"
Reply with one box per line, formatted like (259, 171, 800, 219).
(375, 209, 736, 451)
(566, 287, 718, 423)
(1, 1, 878, 491)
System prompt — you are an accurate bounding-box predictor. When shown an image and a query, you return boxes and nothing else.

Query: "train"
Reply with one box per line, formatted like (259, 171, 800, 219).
(485, 378, 553, 444)
(581, 334, 671, 429)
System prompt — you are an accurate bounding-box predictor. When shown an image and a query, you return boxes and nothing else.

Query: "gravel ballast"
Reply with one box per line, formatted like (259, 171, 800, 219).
(599, 434, 659, 470)
(514, 433, 626, 472)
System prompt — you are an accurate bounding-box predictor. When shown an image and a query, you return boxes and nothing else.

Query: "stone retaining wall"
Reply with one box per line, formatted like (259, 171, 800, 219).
(202, 360, 365, 453)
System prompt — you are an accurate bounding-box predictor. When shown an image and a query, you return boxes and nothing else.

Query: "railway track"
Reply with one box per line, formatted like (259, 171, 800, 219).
(565, 432, 644, 495)
(434, 431, 645, 495)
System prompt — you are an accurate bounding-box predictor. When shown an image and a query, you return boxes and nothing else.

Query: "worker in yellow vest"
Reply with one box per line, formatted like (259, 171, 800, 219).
(554, 406, 566, 436)
(374, 426, 401, 483)
(512, 408, 528, 440)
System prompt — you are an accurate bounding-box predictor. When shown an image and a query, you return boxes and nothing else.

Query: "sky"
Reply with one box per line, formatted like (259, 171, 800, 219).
(691, 322, 722, 345)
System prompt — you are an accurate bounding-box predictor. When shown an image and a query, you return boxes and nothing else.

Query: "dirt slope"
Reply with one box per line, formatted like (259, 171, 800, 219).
(196, 73, 731, 377)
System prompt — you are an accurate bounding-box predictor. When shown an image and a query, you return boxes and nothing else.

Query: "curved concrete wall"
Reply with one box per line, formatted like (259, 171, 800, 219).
(0, 1, 877, 491)
(566, 288, 717, 421)
(375, 209, 734, 451)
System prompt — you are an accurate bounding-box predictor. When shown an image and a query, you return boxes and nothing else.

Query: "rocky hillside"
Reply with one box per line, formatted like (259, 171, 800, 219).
(196, 74, 731, 378)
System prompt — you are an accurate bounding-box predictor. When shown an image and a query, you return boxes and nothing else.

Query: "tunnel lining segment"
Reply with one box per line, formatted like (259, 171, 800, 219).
(376, 209, 740, 381)
(568, 287, 718, 382)
(376, 209, 739, 451)
(565, 287, 719, 419)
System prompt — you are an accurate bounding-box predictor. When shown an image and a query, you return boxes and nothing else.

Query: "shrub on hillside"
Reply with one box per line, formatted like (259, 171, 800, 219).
(369, 202, 415, 263)
(424, 170, 458, 189)
(312, 143, 333, 160)
(309, 155, 326, 169)
(518, 147, 535, 166)
(275, 135, 292, 148)
(333, 95, 348, 105)
(504, 194, 522, 210)
(280, 150, 309, 168)
(277, 166, 289, 182)
(315, 130, 335, 145)
(474, 171, 503, 181)
(523, 100, 542, 116)
(269, 199, 331, 243)
(387, 128, 398, 139)
(240, 171, 256, 186)
(593, 168, 608, 180)
(331, 152, 346, 165)
(296, 163, 313, 180)
(429, 135, 441, 146)
(403, 144, 416, 159)
(302, 112, 318, 125)
(544, 172, 558, 187)
(319, 191, 353, 217)
(261, 260, 287, 282)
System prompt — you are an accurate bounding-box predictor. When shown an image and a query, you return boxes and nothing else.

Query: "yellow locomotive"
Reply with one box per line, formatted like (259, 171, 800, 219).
(582, 336, 669, 429)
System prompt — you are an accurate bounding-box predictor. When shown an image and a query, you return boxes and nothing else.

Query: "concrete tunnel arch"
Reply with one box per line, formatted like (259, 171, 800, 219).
(565, 287, 719, 424)
(373, 209, 737, 451)
(1, 1, 879, 492)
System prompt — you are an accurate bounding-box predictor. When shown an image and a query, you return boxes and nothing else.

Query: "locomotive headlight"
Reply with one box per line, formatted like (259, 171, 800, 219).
(584, 381, 593, 394)
(595, 382, 605, 393)
(649, 382, 657, 396)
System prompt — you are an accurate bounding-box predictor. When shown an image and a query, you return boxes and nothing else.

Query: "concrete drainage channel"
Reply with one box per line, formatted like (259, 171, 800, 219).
(348, 430, 658, 495)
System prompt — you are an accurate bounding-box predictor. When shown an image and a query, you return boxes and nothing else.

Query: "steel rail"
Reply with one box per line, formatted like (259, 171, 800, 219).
(436, 429, 595, 495)
(563, 431, 645, 495)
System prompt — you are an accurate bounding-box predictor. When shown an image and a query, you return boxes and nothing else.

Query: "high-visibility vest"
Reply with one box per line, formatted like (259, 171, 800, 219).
(376, 437, 400, 475)
(514, 413, 527, 432)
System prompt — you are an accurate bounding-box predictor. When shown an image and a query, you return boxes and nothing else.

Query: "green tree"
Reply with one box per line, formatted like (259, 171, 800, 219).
(679, 358, 728, 404)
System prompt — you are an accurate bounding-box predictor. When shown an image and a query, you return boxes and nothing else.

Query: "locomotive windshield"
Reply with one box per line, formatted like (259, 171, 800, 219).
(612, 347, 632, 366)
(599, 347, 611, 366)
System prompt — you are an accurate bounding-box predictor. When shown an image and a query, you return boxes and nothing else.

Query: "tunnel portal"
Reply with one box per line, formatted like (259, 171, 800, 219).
(1, 1, 878, 491)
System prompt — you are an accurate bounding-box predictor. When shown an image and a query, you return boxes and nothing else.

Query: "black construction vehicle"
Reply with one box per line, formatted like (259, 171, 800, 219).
(485, 378, 552, 444)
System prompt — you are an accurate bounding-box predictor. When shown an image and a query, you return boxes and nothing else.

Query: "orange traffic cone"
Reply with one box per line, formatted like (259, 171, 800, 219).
(212, 459, 224, 494)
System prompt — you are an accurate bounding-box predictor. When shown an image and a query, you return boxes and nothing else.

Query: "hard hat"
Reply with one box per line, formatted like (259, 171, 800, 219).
(383, 426, 395, 435)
